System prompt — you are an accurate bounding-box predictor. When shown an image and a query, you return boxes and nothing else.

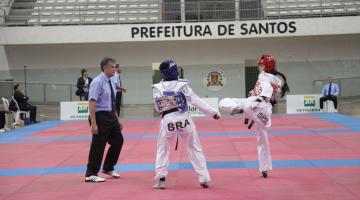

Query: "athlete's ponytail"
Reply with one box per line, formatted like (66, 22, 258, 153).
(271, 70, 290, 97)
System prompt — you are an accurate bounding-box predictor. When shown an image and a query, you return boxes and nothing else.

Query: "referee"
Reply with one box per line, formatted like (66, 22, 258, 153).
(85, 57, 124, 182)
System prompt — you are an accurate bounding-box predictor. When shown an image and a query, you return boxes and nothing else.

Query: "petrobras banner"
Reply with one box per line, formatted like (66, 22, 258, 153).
(286, 94, 322, 114)
(188, 97, 219, 117)
(60, 101, 89, 120)
(1, 16, 360, 44)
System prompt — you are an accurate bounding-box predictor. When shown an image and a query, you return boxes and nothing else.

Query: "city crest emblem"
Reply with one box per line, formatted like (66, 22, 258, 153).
(203, 67, 226, 91)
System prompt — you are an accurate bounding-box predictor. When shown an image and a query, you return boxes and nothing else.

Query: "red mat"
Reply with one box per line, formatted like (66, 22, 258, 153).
(1, 114, 360, 200)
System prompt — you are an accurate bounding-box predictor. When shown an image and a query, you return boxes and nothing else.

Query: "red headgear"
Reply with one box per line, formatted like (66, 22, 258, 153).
(257, 54, 276, 73)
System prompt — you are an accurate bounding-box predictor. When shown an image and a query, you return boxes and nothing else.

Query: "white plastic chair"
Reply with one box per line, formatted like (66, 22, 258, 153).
(1, 97, 14, 131)
(11, 96, 30, 126)
(324, 100, 337, 112)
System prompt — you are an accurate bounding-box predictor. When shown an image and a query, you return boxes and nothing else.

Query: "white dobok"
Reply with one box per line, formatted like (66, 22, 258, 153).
(152, 79, 219, 183)
(219, 72, 282, 172)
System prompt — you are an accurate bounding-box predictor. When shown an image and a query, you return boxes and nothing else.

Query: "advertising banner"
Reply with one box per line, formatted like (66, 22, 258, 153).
(189, 98, 219, 117)
(60, 101, 89, 120)
(286, 94, 322, 114)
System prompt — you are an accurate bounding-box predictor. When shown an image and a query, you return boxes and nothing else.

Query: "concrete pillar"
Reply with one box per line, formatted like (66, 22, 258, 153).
(235, 0, 240, 21)
(0, 45, 11, 80)
(180, 0, 185, 22)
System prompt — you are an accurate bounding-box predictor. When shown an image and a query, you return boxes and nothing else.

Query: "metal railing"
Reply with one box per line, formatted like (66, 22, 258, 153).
(2, 76, 360, 104)
(0, 81, 78, 104)
(313, 76, 360, 98)
(1, 0, 359, 26)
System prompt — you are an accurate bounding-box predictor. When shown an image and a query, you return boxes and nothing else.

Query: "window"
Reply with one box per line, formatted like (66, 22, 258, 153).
(185, 0, 235, 22)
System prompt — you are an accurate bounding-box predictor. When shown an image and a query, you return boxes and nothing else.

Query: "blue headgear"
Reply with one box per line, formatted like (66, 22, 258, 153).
(159, 60, 179, 81)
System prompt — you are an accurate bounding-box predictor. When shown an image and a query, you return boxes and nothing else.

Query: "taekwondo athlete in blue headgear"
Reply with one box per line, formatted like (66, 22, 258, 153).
(159, 60, 179, 81)
(152, 59, 220, 189)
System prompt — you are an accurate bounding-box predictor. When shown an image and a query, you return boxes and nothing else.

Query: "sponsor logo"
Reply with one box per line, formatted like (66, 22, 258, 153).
(77, 102, 89, 114)
(304, 96, 316, 107)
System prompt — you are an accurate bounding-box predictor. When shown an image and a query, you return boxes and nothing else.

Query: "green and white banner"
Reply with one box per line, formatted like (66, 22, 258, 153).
(60, 101, 89, 120)
(286, 94, 322, 114)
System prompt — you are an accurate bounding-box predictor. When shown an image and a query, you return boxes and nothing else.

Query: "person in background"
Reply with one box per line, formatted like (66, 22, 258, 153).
(76, 69, 93, 101)
(11, 84, 39, 123)
(320, 77, 339, 112)
(111, 64, 126, 116)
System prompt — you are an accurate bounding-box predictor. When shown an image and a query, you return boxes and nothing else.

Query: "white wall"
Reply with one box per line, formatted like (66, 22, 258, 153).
(183, 64, 246, 99)
(5, 34, 360, 69)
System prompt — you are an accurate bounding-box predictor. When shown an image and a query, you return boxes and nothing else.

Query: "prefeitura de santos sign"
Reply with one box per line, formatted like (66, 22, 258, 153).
(1, 16, 359, 44)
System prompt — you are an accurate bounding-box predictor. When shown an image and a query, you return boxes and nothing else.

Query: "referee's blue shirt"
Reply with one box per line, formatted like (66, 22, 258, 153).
(89, 72, 116, 112)
(321, 83, 340, 96)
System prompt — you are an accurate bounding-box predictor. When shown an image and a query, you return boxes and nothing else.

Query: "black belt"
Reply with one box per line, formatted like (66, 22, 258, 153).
(161, 108, 179, 118)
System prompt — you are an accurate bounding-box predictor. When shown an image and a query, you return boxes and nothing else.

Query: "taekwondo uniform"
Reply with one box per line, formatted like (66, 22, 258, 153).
(219, 54, 285, 178)
(152, 60, 220, 188)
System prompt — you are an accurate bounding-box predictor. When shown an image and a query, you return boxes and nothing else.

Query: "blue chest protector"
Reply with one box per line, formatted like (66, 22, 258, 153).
(163, 90, 188, 112)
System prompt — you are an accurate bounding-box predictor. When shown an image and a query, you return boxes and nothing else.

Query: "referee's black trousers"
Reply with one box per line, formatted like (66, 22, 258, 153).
(115, 91, 122, 116)
(320, 95, 338, 109)
(86, 111, 124, 177)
